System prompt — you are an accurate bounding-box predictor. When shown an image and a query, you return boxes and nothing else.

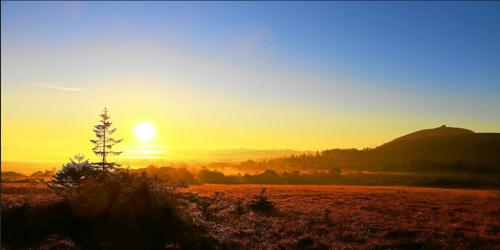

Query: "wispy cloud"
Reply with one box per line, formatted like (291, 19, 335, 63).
(37, 84, 84, 92)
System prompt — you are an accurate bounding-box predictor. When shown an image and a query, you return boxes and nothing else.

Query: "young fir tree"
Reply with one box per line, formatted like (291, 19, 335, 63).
(48, 154, 96, 196)
(90, 108, 123, 172)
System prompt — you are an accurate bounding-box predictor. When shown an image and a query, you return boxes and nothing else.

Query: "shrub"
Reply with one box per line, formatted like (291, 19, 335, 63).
(247, 188, 277, 216)
(48, 155, 98, 197)
(195, 191, 228, 220)
(3, 171, 218, 249)
(232, 198, 246, 215)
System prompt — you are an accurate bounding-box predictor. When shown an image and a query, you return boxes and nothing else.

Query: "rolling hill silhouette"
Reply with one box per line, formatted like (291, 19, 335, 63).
(188, 126, 500, 187)
(371, 126, 500, 167)
(389, 125, 474, 142)
(275, 125, 498, 176)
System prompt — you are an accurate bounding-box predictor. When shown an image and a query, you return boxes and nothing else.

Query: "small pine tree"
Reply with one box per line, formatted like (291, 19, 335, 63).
(90, 108, 123, 172)
(48, 154, 96, 196)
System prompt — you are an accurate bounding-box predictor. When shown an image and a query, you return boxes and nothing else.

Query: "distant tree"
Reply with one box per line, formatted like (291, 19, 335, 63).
(90, 108, 123, 172)
(48, 154, 97, 196)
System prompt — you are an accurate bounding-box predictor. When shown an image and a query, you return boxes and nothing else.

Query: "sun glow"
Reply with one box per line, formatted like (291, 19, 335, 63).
(134, 121, 156, 142)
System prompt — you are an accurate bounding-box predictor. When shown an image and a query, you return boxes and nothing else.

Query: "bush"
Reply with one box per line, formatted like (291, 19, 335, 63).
(232, 198, 246, 215)
(48, 155, 98, 197)
(3, 171, 218, 249)
(247, 188, 276, 216)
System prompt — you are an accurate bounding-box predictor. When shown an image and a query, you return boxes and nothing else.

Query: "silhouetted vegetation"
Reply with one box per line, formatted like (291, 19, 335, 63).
(4, 162, 499, 189)
(247, 188, 276, 216)
(2, 109, 219, 249)
(90, 108, 123, 172)
(202, 127, 500, 182)
(2, 170, 219, 249)
(48, 154, 98, 197)
(195, 168, 343, 185)
(134, 165, 199, 186)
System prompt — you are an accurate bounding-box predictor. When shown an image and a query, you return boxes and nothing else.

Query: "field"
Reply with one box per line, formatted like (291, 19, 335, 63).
(185, 185, 500, 249)
(2, 182, 499, 249)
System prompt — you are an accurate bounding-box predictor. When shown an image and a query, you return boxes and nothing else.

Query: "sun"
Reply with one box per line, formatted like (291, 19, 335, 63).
(134, 121, 156, 142)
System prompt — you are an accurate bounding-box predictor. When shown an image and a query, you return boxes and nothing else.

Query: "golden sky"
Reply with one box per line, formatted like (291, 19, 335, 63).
(2, 2, 500, 168)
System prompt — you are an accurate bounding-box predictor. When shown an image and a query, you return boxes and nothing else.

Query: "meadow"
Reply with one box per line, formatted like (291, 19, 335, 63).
(2, 180, 499, 249)
(185, 184, 500, 249)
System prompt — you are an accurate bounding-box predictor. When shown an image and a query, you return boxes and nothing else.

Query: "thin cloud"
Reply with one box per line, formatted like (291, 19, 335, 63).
(38, 84, 84, 92)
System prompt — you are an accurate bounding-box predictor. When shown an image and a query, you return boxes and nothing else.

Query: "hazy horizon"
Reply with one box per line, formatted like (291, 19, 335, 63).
(3, 124, 499, 175)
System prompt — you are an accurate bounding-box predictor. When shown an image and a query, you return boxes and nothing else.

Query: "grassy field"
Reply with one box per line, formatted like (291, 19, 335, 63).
(185, 184, 500, 249)
(2, 182, 499, 249)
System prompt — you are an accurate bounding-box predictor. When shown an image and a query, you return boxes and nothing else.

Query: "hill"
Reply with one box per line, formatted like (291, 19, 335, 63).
(228, 126, 500, 178)
(390, 125, 474, 142)
(368, 126, 500, 173)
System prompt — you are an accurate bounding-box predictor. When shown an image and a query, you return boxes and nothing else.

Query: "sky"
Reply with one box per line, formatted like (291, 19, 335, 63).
(2, 2, 500, 166)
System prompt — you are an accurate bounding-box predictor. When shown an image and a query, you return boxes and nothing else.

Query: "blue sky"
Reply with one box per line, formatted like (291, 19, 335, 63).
(2, 1, 500, 159)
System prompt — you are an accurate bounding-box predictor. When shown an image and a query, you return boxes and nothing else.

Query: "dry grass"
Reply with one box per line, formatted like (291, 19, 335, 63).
(185, 184, 500, 249)
(1, 182, 61, 209)
(2, 182, 499, 249)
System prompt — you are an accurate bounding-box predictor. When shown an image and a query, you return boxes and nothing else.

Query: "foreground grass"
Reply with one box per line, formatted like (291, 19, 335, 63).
(2, 182, 499, 249)
(185, 184, 500, 249)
